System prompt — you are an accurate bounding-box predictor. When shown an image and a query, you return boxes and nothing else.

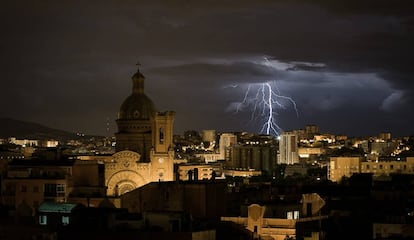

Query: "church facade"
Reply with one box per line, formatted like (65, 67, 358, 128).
(105, 67, 175, 196)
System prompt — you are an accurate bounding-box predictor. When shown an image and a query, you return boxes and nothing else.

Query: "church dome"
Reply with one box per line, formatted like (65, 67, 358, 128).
(118, 68, 156, 120)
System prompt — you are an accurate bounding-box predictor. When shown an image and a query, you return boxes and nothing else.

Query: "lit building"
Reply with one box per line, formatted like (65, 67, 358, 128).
(278, 132, 299, 165)
(195, 152, 222, 163)
(335, 135, 348, 141)
(360, 157, 414, 176)
(222, 168, 261, 177)
(8, 138, 59, 148)
(328, 157, 414, 182)
(104, 67, 176, 196)
(225, 144, 277, 172)
(370, 141, 398, 156)
(328, 157, 361, 182)
(43, 140, 59, 148)
(219, 133, 237, 160)
(313, 134, 335, 143)
(298, 147, 323, 159)
(221, 194, 323, 240)
(378, 132, 392, 141)
(177, 164, 215, 181)
(8, 138, 39, 147)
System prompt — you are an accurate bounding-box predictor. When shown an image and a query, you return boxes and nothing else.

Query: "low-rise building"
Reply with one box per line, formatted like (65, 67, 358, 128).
(1, 159, 109, 212)
(328, 157, 414, 182)
(2, 159, 76, 212)
(120, 180, 227, 220)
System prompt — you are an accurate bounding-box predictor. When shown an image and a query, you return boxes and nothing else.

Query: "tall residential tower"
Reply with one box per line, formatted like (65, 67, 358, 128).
(278, 131, 299, 165)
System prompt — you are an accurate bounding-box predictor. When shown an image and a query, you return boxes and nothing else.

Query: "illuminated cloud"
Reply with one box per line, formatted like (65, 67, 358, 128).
(380, 91, 405, 112)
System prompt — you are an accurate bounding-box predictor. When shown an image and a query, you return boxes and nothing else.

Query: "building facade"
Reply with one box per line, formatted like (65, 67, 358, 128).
(1, 160, 75, 212)
(120, 181, 227, 220)
(105, 67, 175, 196)
(219, 133, 237, 161)
(278, 132, 299, 165)
(328, 156, 414, 182)
(226, 145, 277, 172)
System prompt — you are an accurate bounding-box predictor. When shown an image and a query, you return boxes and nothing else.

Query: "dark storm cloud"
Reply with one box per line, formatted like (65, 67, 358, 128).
(148, 61, 278, 83)
(144, 57, 396, 135)
(1, 0, 413, 137)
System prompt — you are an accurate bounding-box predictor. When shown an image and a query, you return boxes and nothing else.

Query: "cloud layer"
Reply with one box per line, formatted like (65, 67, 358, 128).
(1, 0, 413, 137)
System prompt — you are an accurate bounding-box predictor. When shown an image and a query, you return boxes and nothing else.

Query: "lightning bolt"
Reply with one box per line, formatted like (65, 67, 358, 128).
(235, 81, 298, 136)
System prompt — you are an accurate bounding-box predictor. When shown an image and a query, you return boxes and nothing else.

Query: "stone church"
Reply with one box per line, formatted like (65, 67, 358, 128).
(104, 66, 175, 196)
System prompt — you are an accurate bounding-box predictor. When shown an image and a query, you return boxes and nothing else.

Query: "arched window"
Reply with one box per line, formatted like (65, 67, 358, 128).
(159, 127, 164, 144)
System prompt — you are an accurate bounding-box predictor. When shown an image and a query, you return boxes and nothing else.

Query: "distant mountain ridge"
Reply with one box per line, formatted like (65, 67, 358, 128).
(0, 118, 90, 141)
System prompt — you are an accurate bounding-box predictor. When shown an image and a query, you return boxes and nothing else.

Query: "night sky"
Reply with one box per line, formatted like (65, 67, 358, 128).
(1, 0, 414, 137)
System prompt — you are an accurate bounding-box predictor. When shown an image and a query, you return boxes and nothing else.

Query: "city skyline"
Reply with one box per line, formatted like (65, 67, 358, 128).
(1, 1, 414, 137)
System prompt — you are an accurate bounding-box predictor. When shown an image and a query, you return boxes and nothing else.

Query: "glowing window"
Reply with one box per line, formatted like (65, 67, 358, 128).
(39, 215, 47, 225)
(62, 216, 69, 225)
(57, 184, 65, 197)
(294, 210, 300, 219)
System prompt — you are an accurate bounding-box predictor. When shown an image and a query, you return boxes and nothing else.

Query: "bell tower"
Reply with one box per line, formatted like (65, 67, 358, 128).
(153, 111, 175, 153)
(150, 111, 175, 182)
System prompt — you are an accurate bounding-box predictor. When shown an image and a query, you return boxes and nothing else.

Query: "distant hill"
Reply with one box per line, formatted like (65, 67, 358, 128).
(0, 118, 94, 141)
